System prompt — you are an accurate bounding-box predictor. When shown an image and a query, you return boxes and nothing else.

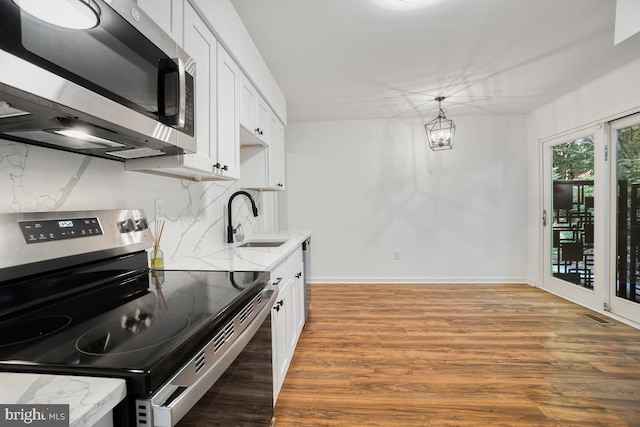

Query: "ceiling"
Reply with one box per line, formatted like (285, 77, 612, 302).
(229, 0, 640, 123)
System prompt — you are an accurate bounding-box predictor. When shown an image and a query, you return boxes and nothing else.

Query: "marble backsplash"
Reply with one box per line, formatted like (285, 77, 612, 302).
(0, 140, 269, 261)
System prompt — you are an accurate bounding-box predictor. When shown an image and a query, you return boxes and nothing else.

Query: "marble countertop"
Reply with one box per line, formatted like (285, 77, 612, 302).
(0, 373, 126, 427)
(164, 230, 311, 272)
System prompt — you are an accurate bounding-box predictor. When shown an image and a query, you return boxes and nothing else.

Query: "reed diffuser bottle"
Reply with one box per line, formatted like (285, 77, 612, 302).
(151, 220, 165, 269)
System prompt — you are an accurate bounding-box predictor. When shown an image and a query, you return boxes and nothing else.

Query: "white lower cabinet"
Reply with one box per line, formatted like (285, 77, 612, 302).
(271, 247, 305, 404)
(272, 272, 293, 402)
(293, 262, 305, 337)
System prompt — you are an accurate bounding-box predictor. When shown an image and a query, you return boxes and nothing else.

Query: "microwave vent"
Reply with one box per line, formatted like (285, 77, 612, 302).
(106, 148, 166, 159)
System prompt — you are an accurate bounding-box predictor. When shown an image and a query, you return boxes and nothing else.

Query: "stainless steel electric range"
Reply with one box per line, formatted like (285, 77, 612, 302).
(0, 209, 277, 426)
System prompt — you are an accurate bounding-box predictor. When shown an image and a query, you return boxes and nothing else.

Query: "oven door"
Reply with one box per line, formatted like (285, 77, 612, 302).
(0, 0, 195, 157)
(137, 286, 277, 427)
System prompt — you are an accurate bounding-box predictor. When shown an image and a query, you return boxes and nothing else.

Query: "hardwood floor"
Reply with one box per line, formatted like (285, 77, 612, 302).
(273, 284, 640, 427)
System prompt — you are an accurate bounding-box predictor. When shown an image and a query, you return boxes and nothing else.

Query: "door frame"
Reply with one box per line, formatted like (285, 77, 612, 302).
(608, 113, 640, 324)
(540, 124, 607, 310)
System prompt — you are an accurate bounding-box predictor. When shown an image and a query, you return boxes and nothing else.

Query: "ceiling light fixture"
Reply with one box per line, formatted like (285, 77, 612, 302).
(424, 96, 455, 151)
(12, 0, 100, 30)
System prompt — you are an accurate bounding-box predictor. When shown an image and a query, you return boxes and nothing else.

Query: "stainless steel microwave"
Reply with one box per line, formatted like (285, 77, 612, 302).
(0, 0, 196, 160)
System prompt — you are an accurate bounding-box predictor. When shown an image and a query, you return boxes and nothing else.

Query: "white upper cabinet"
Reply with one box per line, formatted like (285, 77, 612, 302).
(126, 2, 225, 180)
(136, 0, 184, 45)
(216, 43, 241, 179)
(240, 73, 257, 134)
(239, 73, 269, 146)
(190, 0, 287, 124)
(240, 112, 285, 191)
(255, 96, 270, 145)
(181, 3, 217, 174)
(269, 116, 285, 190)
(128, 0, 283, 183)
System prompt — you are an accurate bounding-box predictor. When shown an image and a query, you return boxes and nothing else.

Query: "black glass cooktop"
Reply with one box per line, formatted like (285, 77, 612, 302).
(0, 268, 269, 395)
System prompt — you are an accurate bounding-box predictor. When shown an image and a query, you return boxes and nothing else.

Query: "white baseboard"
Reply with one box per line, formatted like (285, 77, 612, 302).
(308, 277, 528, 284)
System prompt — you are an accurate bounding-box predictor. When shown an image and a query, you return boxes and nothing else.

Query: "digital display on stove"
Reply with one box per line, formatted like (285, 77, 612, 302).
(19, 217, 103, 244)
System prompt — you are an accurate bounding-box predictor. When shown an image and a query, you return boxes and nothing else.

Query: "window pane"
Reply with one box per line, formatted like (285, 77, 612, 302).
(551, 137, 595, 289)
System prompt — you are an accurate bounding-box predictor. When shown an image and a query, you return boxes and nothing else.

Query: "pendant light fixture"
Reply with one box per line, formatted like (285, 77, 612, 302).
(424, 96, 455, 151)
(12, 0, 100, 30)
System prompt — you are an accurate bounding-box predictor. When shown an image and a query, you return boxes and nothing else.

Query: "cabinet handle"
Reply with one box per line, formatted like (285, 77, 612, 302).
(214, 162, 221, 169)
(273, 277, 283, 286)
(278, 300, 284, 307)
(274, 305, 280, 312)
(222, 165, 228, 171)
(295, 272, 302, 279)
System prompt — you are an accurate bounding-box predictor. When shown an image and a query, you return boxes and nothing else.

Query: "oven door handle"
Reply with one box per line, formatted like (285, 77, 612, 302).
(142, 286, 278, 427)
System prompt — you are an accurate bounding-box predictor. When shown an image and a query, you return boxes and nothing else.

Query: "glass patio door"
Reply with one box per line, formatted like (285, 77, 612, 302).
(609, 114, 640, 324)
(542, 127, 604, 308)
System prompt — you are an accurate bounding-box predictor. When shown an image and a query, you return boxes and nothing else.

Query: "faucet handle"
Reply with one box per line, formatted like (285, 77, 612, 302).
(233, 223, 245, 242)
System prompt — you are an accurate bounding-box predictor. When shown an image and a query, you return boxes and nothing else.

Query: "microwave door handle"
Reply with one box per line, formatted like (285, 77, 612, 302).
(176, 58, 186, 129)
(158, 58, 186, 128)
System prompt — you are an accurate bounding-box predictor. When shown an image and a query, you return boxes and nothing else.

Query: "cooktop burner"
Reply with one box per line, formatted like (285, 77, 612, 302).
(0, 315, 72, 346)
(76, 311, 190, 356)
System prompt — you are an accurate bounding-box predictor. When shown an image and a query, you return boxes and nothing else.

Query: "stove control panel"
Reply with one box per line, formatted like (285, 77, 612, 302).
(118, 217, 149, 233)
(19, 217, 103, 244)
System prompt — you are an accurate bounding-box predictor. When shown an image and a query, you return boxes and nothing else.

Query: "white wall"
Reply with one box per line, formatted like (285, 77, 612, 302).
(281, 115, 528, 283)
(0, 140, 267, 260)
(526, 57, 640, 287)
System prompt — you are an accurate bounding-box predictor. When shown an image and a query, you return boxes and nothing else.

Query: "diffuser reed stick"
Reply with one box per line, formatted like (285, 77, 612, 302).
(152, 220, 165, 269)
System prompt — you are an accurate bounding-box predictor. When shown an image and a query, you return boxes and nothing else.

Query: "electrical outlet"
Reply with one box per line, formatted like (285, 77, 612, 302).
(155, 199, 165, 221)
(393, 251, 400, 260)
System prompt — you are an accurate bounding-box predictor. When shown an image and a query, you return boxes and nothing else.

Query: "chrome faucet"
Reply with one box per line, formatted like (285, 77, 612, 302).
(227, 191, 258, 243)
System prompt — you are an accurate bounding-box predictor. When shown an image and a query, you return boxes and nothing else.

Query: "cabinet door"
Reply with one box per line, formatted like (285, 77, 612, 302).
(294, 263, 305, 337)
(272, 278, 292, 402)
(255, 96, 270, 145)
(181, 3, 217, 174)
(283, 276, 298, 358)
(216, 43, 241, 179)
(240, 73, 256, 132)
(137, 0, 183, 45)
(269, 116, 286, 190)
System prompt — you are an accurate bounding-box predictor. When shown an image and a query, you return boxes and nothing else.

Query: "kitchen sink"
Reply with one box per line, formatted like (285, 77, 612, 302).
(237, 240, 287, 248)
